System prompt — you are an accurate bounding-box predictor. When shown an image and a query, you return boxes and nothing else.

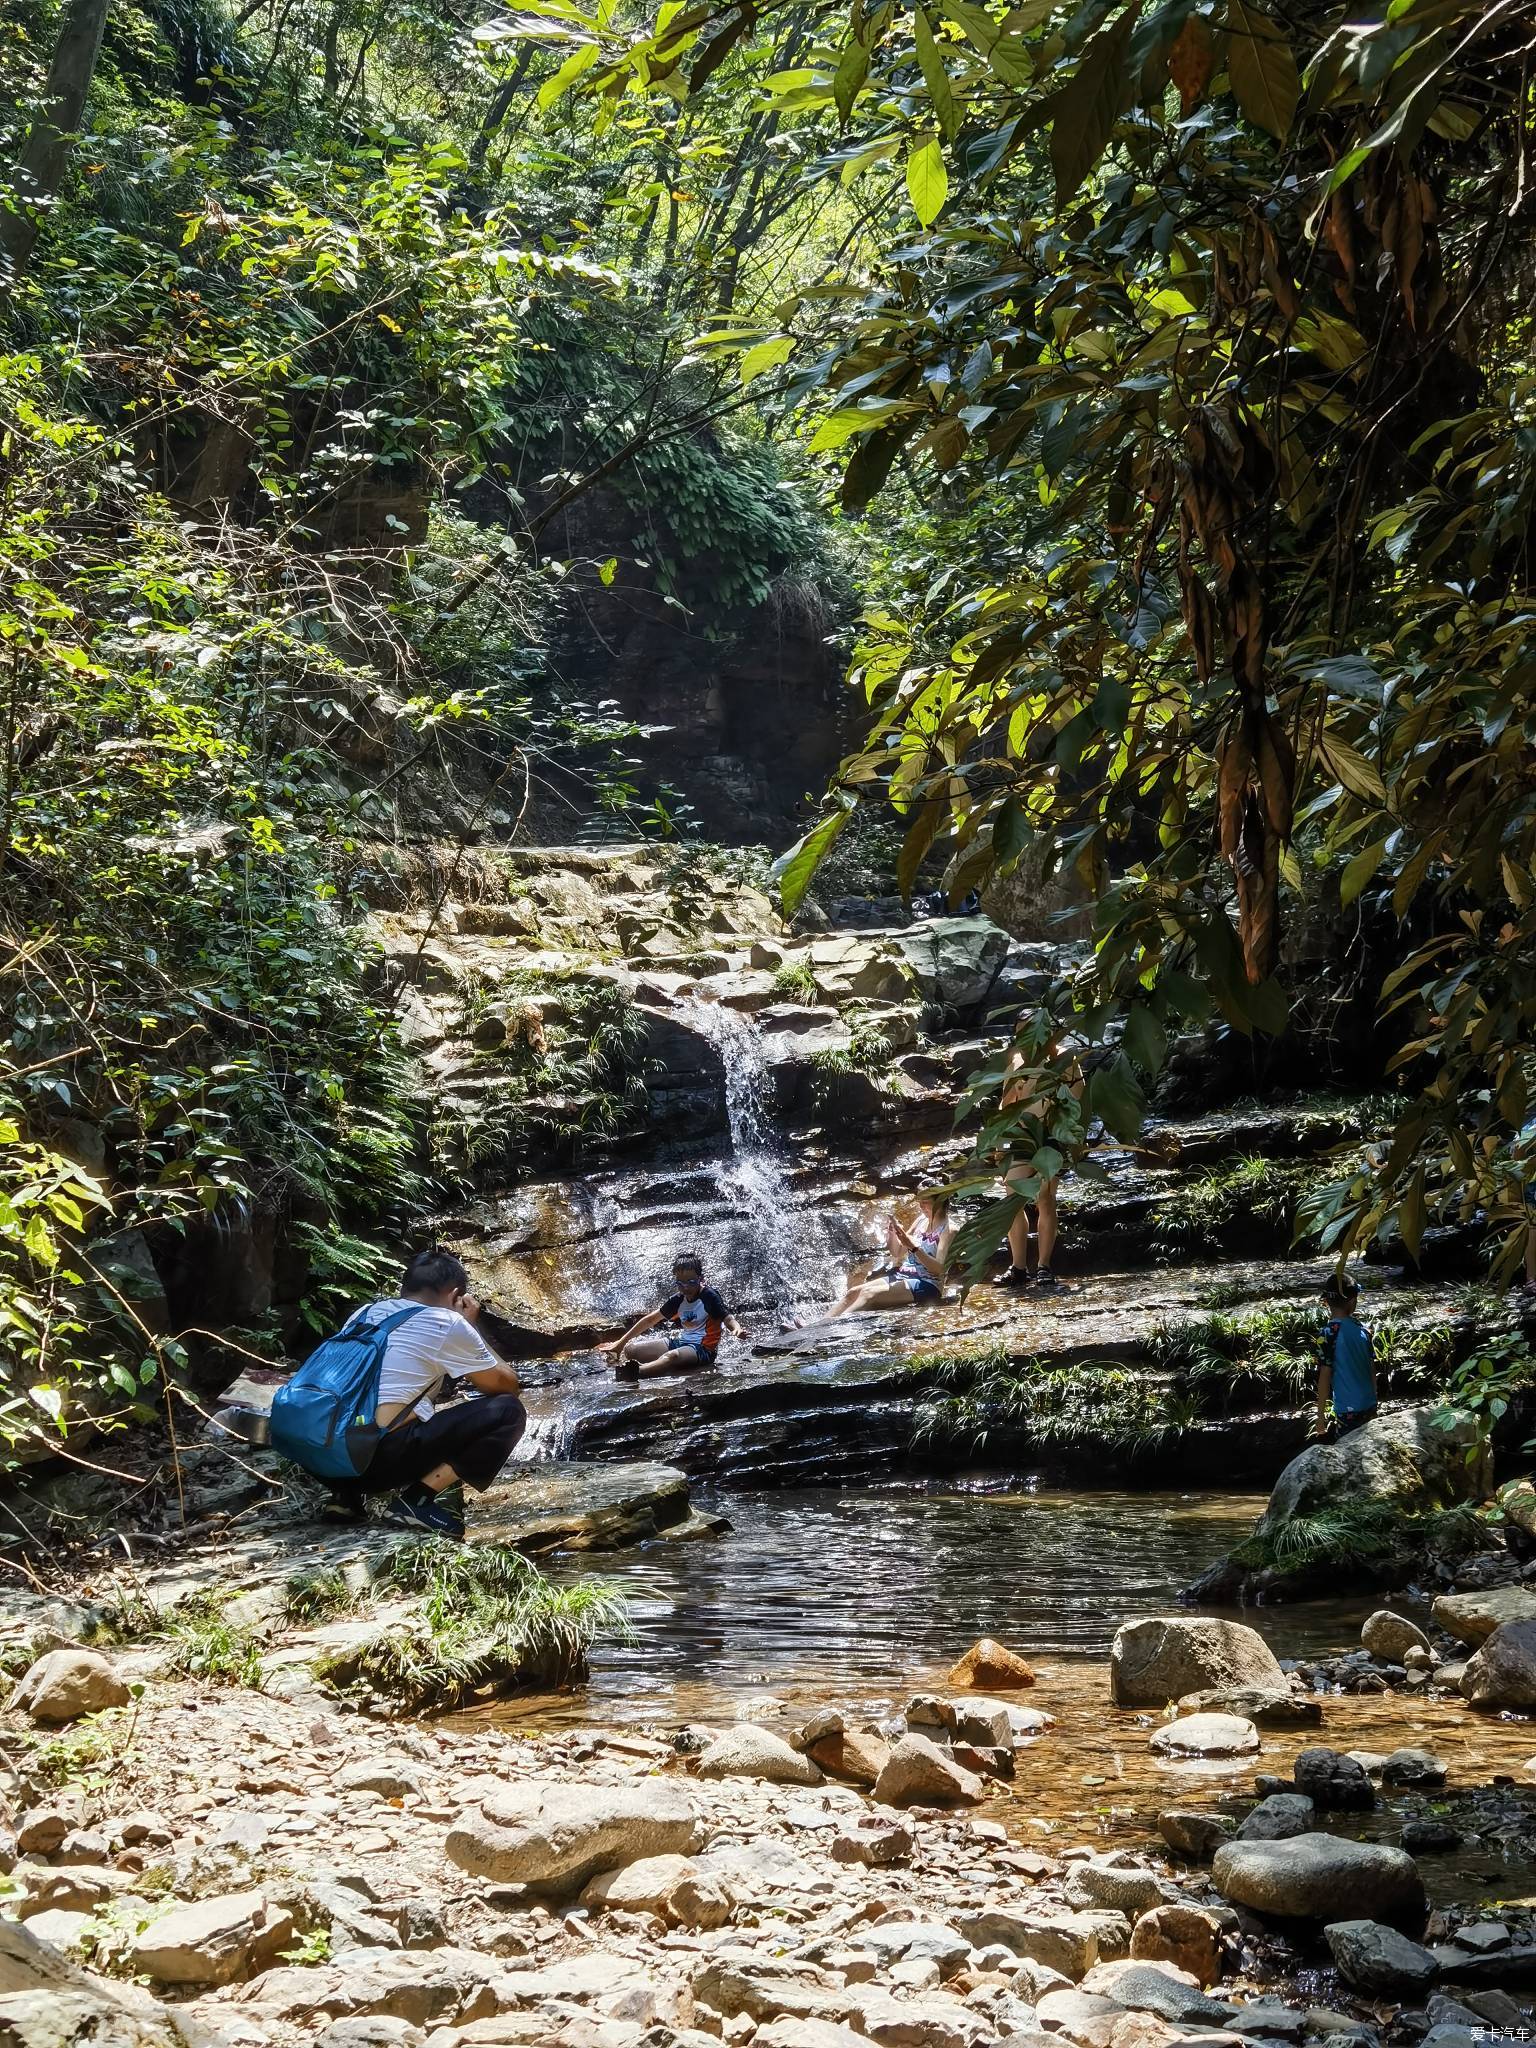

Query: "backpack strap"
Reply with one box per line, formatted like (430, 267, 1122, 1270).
(364, 1302, 441, 1430)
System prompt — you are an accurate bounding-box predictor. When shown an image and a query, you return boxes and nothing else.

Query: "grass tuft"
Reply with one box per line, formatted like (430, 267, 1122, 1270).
(324, 1541, 633, 1710)
(163, 1595, 265, 1689)
(284, 1567, 353, 1625)
(771, 957, 818, 1002)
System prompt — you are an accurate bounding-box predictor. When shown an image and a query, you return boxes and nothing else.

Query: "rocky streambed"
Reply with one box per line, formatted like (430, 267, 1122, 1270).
(11, 1593, 1536, 2048)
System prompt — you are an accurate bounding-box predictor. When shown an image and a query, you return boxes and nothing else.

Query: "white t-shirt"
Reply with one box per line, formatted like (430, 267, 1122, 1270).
(354, 1298, 500, 1421)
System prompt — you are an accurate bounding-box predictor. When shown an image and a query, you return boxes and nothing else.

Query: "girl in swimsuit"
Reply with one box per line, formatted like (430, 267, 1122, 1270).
(825, 1185, 952, 1318)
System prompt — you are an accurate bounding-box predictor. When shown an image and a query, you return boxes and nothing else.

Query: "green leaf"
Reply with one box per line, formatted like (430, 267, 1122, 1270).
(1087, 1055, 1147, 1142)
(537, 42, 598, 108)
(897, 795, 947, 901)
(1242, 976, 1291, 1036)
(993, 797, 1033, 866)
(1317, 734, 1387, 804)
(906, 135, 949, 227)
(1339, 837, 1390, 907)
(915, 11, 961, 141)
(740, 334, 795, 385)
(1123, 1004, 1167, 1075)
(833, 35, 871, 123)
(1226, 0, 1299, 140)
(809, 401, 918, 453)
(771, 801, 855, 918)
(1049, 12, 1134, 203)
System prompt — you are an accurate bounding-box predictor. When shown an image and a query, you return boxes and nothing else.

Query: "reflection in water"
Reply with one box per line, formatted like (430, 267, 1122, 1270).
(550, 1486, 1304, 1709)
(480, 1484, 1536, 1902)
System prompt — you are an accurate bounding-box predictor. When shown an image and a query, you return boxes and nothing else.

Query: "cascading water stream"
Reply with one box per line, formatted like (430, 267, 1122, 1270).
(678, 996, 845, 1319)
(501, 996, 850, 1464)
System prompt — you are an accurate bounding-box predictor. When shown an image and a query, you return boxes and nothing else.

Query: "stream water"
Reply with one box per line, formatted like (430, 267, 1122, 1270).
(482, 1483, 1536, 1900)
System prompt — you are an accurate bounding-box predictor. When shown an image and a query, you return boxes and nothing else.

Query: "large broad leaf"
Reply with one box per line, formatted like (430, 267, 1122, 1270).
(1166, 12, 1216, 116)
(771, 800, 855, 917)
(915, 11, 962, 140)
(1316, 733, 1387, 804)
(1048, 10, 1136, 204)
(833, 35, 871, 123)
(1087, 1054, 1147, 1141)
(739, 334, 795, 385)
(898, 794, 947, 901)
(842, 416, 920, 511)
(1226, 0, 1298, 140)
(1123, 1003, 1167, 1076)
(906, 134, 950, 226)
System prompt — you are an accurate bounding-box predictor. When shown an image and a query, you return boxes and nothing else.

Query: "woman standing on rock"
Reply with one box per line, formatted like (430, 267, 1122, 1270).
(999, 1026, 1084, 1292)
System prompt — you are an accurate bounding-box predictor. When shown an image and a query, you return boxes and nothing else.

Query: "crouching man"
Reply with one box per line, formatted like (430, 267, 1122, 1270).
(328, 1249, 524, 1536)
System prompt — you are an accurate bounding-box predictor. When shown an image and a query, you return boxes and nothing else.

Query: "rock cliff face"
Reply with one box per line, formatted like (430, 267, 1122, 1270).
(461, 472, 856, 840)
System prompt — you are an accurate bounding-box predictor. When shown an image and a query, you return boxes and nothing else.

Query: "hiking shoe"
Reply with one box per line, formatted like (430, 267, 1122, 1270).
(387, 1487, 465, 1539)
(1034, 1267, 1061, 1291)
(998, 1266, 1034, 1288)
(320, 1486, 367, 1524)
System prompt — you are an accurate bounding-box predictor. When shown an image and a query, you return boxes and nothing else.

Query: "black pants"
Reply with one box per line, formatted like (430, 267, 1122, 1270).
(1335, 1406, 1378, 1439)
(362, 1393, 526, 1495)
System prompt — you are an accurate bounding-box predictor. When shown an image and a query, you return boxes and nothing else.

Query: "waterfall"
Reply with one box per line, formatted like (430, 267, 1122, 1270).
(681, 997, 842, 1316)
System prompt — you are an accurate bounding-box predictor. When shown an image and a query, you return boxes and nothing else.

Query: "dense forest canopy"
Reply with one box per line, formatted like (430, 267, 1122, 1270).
(2, 0, 1535, 1456)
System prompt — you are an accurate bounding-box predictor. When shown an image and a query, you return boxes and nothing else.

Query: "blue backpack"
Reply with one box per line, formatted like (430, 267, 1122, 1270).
(270, 1303, 429, 1481)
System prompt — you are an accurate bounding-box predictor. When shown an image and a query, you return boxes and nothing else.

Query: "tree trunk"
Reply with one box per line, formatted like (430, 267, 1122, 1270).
(0, 0, 111, 279)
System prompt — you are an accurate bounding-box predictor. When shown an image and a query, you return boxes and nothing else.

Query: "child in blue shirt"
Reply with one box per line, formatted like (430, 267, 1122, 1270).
(1313, 1273, 1377, 1439)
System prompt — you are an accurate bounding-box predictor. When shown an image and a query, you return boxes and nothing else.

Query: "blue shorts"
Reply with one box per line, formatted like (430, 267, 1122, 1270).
(666, 1334, 717, 1366)
(900, 1275, 941, 1305)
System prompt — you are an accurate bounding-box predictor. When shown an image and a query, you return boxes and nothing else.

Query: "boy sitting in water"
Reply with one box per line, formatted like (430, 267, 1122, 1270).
(1312, 1272, 1377, 1440)
(597, 1254, 746, 1380)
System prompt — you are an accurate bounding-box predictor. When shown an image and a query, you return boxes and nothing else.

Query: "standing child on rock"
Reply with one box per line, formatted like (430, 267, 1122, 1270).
(599, 1254, 746, 1379)
(1312, 1272, 1377, 1440)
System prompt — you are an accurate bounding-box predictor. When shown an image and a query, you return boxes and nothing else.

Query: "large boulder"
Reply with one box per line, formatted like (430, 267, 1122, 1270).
(0, 1913, 209, 2048)
(887, 917, 1012, 1009)
(1149, 1713, 1259, 1758)
(1175, 1685, 1320, 1727)
(1459, 1619, 1536, 1710)
(1361, 1611, 1432, 1662)
(1293, 1747, 1375, 1810)
(1110, 1617, 1284, 1707)
(1129, 1905, 1223, 1987)
(1157, 1810, 1233, 1860)
(444, 1778, 698, 1894)
(580, 1854, 729, 1929)
(696, 1725, 822, 1786)
(1235, 1794, 1315, 1843)
(1251, 1405, 1490, 1548)
(955, 1909, 1117, 1980)
(948, 1637, 1037, 1691)
(872, 1733, 984, 1806)
(1432, 1587, 1536, 1648)
(11, 1649, 129, 1726)
(130, 1891, 295, 1987)
(1079, 1959, 1235, 2027)
(466, 1460, 695, 1552)
(1211, 1834, 1426, 1931)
